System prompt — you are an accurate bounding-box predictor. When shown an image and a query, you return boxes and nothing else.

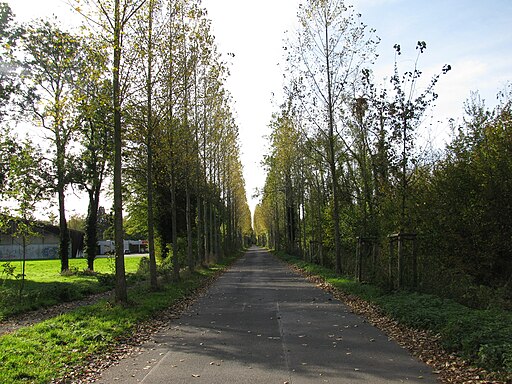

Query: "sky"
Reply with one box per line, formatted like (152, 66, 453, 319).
(6, 0, 512, 220)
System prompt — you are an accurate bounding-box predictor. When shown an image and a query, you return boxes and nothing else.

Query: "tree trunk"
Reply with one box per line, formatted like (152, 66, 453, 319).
(203, 196, 208, 264)
(197, 194, 203, 266)
(113, 0, 127, 303)
(85, 188, 100, 271)
(186, 182, 194, 272)
(146, 0, 158, 291)
(209, 200, 214, 261)
(214, 202, 221, 262)
(171, 169, 180, 281)
(20, 234, 26, 295)
(58, 183, 69, 272)
(325, 17, 342, 275)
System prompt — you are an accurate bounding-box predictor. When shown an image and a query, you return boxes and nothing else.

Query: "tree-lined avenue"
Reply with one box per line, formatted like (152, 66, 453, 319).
(97, 246, 435, 383)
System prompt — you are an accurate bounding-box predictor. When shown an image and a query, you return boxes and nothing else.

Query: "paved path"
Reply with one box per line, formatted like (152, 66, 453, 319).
(97, 246, 436, 383)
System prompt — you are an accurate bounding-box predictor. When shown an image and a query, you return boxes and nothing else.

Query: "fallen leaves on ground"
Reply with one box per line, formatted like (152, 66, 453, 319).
(290, 264, 511, 384)
(50, 272, 223, 384)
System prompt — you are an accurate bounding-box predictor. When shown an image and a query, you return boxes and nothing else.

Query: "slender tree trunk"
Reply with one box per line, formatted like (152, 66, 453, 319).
(209, 200, 214, 261)
(171, 168, 180, 281)
(85, 188, 100, 271)
(274, 199, 280, 251)
(226, 188, 232, 254)
(401, 116, 408, 231)
(194, 58, 203, 267)
(58, 182, 69, 272)
(147, 122, 157, 290)
(197, 194, 203, 265)
(325, 17, 342, 275)
(214, 202, 221, 262)
(20, 235, 26, 295)
(146, 0, 158, 291)
(203, 197, 209, 264)
(329, 147, 342, 274)
(113, 0, 127, 303)
(302, 184, 307, 261)
(186, 181, 194, 271)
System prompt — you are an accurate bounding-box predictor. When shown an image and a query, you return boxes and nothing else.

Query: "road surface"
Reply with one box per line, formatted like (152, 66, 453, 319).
(97, 246, 436, 383)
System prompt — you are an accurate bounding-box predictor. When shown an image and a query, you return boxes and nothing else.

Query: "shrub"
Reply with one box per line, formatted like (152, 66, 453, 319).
(478, 343, 512, 372)
(95, 273, 115, 288)
(136, 257, 150, 276)
(60, 267, 79, 276)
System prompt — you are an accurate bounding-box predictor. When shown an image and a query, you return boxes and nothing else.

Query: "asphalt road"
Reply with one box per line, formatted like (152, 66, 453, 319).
(97, 246, 436, 383)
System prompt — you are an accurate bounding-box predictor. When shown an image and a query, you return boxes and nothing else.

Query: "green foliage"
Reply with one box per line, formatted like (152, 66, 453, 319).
(0, 2, 23, 118)
(260, 32, 511, 308)
(1, 262, 16, 283)
(67, 214, 86, 232)
(95, 273, 116, 288)
(441, 311, 512, 372)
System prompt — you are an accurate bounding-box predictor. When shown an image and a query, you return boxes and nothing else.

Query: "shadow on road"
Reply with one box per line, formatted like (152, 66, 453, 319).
(97, 246, 436, 383)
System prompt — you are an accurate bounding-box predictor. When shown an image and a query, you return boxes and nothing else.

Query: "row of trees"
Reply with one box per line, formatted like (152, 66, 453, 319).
(254, 0, 511, 308)
(0, 0, 251, 302)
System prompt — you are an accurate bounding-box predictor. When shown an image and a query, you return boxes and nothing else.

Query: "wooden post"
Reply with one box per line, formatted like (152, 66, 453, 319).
(412, 235, 418, 288)
(397, 233, 403, 289)
(389, 237, 394, 289)
(356, 237, 362, 282)
(371, 242, 378, 282)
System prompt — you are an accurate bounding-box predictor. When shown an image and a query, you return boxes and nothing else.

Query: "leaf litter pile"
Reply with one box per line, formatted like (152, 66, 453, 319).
(288, 263, 511, 384)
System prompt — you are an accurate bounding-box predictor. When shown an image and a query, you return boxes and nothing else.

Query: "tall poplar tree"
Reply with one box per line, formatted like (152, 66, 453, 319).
(287, 0, 378, 273)
(76, 0, 147, 302)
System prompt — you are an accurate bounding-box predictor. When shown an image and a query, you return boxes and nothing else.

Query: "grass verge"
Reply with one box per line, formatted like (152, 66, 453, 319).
(276, 251, 512, 376)
(0, 255, 238, 384)
(0, 256, 144, 320)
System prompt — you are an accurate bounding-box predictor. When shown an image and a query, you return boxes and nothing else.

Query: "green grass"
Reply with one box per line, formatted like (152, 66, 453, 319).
(0, 256, 146, 320)
(276, 251, 512, 374)
(0, 255, 238, 384)
(2, 256, 142, 280)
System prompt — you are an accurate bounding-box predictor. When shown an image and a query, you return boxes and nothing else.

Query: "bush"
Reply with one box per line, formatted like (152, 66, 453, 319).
(136, 257, 150, 276)
(479, 343, 512, 372)
(57, 286, 74, 301)
(441, 310, 512, 372)
(95, 273, 115, 288)
(60, 267, 79, 276)
(77, 269, 97, 277)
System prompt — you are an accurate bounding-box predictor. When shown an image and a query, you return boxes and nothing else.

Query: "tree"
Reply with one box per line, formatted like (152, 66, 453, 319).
(0, 3, 23, 120)
(74, 39, 113, 271)
(264, 104, 303, 255)
(68, 214, 86, 231)
(286, 0, 378, 273)
(388, 42, 451, 231)
(75, 0, 147, 302)
(424, 90, 512, 291)
(143, 0, 158, 289)
(22, 20, 83, 272)
(0, 130, 46, 295)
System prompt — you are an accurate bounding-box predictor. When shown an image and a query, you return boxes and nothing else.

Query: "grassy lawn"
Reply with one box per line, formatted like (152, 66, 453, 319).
(0, 256, 145, 320)
(276, 252, 512, 375)
(0, 254, 238, 384)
